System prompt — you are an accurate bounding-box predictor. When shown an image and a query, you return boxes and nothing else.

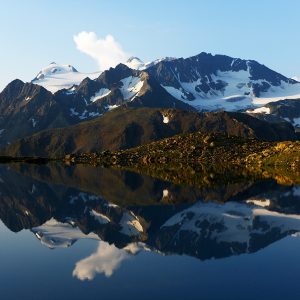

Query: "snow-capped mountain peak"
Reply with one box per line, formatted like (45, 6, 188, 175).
(32, 63, 101, 93)
(146, 53, 300, 112)
(125, 57, 145, 70)
(125, 56, 177, 70)
(33, 63, 78, 80)
(144, 56, 176, 68)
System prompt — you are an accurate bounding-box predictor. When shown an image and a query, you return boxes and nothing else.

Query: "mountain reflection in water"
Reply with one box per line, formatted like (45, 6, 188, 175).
(0, 163, 300, 282)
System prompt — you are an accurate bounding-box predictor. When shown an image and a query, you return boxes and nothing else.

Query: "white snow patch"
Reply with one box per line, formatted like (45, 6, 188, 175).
(65, 86, 77, 95)
(107, 104, 120, 111)
(246, 199, 271, 207)
(163, 189, 169, 197)
(70, 108, 79, 116)
(70, 109, 95, 120)
(79, 110, 88, 120)
(88, 111, 102, 118)
(292, 117, 300, 127)
(90, 209, 110, 224)
(29, 118, 37, 127)
(248, 106, 271, 114)
(162, 85, 187, 100)
(163, 115, 169, 124)
(120, 76, 143, 100)
(90, 88, 111, 102)
(120, 212, 143, 236)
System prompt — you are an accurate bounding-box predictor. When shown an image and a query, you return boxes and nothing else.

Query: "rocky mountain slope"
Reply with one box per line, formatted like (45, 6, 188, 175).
(1, 52, 300, 152)
(0, 79, 69, 146)
(0, 67, 193, 147)
(2, 108, 296, 157)
(32, 53, 300, 113)
(146, 52, 300, 109)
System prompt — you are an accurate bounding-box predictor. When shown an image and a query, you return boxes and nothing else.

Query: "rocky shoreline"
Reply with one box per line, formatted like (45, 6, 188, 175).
(0, 132, 299, 186)
(63, 132, 300, 185)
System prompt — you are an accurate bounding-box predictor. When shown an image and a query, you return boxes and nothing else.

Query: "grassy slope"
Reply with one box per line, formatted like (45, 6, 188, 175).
(3, 107, 296, 158)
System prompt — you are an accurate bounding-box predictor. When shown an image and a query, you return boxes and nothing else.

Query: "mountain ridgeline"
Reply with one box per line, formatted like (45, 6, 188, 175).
(0, 52, 300, 157)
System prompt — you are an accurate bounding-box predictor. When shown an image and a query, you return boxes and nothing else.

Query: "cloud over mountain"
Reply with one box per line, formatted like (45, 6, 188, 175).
(73, 31, 129, 71)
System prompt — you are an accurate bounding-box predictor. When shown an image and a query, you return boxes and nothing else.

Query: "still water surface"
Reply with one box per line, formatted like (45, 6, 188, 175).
(0, 163, 300, 300)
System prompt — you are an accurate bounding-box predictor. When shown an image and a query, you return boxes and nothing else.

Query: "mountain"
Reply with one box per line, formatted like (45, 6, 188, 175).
(30, 57, 177, 94)
(3, 107, 296, 157)
(30, 53, 300, 114)
(28, 53, 300, 128)
(0, 66, 193, 148)
(131, 54, 300, 131)
(32, 62, 101, 93)
(1, 52, 300, 151)
(146, 52, 300, 111)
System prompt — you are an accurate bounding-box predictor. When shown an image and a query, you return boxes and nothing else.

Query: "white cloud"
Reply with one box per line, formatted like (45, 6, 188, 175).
(73, 31, 129, 71)
(72, 241, 130, 280)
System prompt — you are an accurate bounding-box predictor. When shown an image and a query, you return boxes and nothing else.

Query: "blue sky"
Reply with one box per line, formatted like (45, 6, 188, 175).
(0, 0, 299, 90)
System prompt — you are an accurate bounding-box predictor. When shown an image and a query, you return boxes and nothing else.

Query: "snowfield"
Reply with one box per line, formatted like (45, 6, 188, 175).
(120, 76, 144, 100)
(89, 88, 111, 102)
(162, 69, 300, 111)
(125, 56, 176, 70)
(32, 62, 101, 93)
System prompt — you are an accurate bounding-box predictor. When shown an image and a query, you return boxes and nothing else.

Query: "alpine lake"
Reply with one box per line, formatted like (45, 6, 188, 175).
(1, 162, 300, 300)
